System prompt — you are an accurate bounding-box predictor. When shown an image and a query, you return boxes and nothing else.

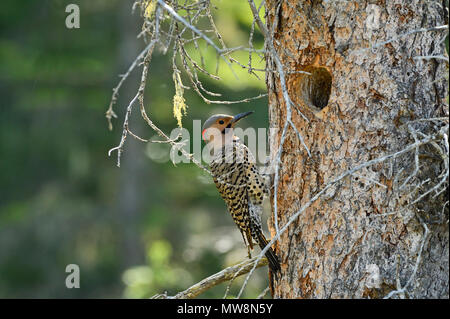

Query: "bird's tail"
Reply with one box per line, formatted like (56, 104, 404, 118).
(256, 230, 281, 273)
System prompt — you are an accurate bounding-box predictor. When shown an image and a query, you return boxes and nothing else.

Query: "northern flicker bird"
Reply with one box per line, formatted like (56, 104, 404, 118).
(202, 111, 281, 272)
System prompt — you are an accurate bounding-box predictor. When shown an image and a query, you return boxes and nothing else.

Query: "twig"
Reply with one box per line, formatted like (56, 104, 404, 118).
(383, 218, 430, 299)
(370, 24, 448, 51)
(414, 55, 449, 63)
(156, 0, 222, 53)
(155, 257, 268, 299)
(257, 286, 270, 299)
(106, 30, 160, 131)
(108, 6, 162, 167)
(353, 173, 387, 189)
(107, 92, 140, 167)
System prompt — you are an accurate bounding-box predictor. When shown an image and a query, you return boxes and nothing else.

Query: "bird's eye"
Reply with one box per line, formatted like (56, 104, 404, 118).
(218, 120, 224, 124)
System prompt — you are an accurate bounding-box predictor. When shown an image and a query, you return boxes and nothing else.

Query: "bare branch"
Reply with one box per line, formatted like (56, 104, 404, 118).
(156, 0, 222, 53)
(383, 218, 430, 299)
(360, 24, 449, 52)
(106, 30, 160, 131)
(152, 256, 268, 299)
(414, 55, 449, 63)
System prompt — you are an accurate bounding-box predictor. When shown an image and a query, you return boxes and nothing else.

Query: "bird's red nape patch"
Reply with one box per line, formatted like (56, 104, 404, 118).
(202, 129, 207, 141)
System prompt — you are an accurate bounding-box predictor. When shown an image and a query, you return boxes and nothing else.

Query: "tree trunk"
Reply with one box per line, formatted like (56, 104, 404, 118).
(265, 0, 449, 298)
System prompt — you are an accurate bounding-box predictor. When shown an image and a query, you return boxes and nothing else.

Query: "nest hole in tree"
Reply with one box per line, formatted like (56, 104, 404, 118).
(298, 65, 332, 112)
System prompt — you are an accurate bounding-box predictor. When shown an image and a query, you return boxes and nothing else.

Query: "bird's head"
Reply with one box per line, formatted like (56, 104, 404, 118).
(202, 111, 253, 144)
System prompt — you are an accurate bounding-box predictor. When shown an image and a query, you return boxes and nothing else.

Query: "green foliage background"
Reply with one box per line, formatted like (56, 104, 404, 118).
(1, 0, 448, 299)
(0, 0, 271, 298)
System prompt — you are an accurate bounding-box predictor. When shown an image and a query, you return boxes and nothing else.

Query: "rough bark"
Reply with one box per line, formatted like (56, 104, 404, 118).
(265, 0, 449, 298)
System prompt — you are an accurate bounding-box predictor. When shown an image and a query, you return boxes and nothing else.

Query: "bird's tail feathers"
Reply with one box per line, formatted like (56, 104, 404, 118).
(256, 231, 281, 273)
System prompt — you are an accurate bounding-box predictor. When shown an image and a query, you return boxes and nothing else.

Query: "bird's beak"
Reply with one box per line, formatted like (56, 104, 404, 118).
(231, 111, 254, 124)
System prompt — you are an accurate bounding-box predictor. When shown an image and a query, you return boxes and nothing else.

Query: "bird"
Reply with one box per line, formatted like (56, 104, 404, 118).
(202, 111, 281, 273)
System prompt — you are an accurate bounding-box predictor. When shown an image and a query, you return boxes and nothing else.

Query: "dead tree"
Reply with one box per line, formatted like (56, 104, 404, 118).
(264, 0, 449, 298)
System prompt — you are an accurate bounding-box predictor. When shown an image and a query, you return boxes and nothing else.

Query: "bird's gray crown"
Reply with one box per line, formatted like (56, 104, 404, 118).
(202, 114, 231, 132)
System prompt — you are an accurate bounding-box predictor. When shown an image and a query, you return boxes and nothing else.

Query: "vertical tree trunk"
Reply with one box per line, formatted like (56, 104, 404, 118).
(265, 0, 448, 298)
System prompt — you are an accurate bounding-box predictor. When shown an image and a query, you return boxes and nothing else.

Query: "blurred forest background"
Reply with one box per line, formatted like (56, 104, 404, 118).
(0, 0, 272, 298)
(1, 1, 449, 299)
